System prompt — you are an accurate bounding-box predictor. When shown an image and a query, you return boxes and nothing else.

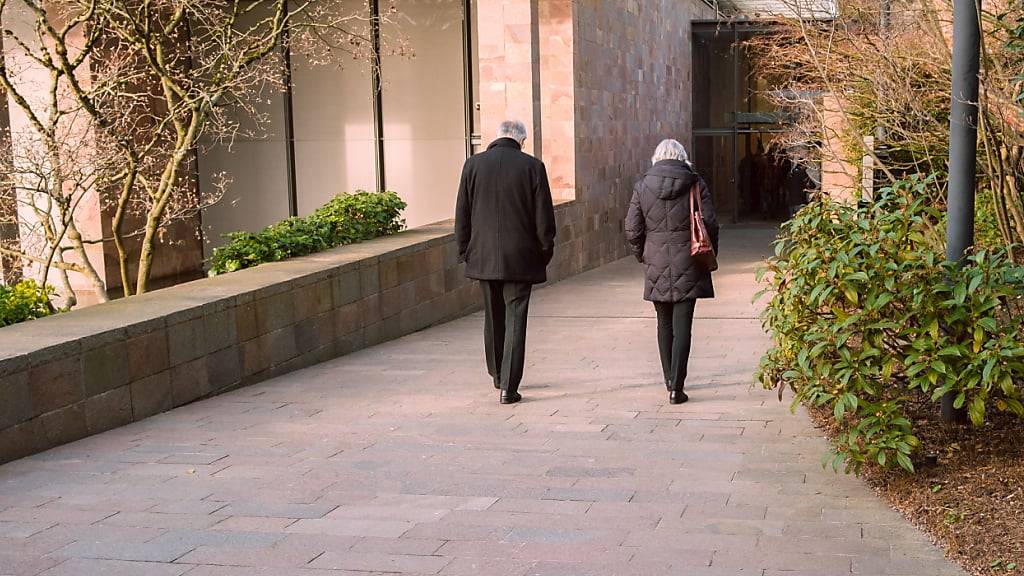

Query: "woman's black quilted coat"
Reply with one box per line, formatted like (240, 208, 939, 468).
(624, 159, 720, 302)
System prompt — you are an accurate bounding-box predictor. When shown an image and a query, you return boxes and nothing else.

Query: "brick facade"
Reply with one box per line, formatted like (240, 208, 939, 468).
(478, 0, 713, 276)
(572, 0, 714, 267)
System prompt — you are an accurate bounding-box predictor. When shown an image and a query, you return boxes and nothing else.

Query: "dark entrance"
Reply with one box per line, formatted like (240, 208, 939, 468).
(691, 21, 811, 223)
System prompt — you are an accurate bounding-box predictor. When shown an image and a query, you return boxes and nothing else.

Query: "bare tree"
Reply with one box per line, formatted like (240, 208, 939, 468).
(746, 0, 1024, 255)
(0, 0, 393, 301)
(0, 0, 114, 305)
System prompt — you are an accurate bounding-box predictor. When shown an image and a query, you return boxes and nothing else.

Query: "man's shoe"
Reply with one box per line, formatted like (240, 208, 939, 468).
(500, 391, 522, 404)
(665, 379, 672, 391)
(669, 390, 689, 404)
(493, 378, 501, 390)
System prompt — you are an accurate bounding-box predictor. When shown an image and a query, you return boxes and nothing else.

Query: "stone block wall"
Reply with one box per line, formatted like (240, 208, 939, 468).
(473, 0, 712, 278)
(572, 0, 715, 267)
(0, 202, 594, 464)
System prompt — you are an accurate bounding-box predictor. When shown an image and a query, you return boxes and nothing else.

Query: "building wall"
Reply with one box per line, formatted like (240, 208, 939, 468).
(290, 37, 377, 215)
(570, 0, 714, 269)
(1, 0, 716, 306)
(454, 0, 713, 277)
(539, 0, 576, 202)
(199, 0, 469, 255)
(198, 1, 292, 253)
(195, 0, 714, 281)
(477, 0, 540, 157)
(197, 90, 292, 253)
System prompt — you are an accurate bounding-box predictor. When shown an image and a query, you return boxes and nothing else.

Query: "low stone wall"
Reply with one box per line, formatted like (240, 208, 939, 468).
(0, 200, 616, 464)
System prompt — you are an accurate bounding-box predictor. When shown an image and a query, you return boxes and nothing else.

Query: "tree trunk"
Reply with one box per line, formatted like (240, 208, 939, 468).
(134, 213, 159, 295)
(52, 249, 77, 310)
(111, 172, 136, 297)
(1000, 146, 1024, 246)
(64, 218, 109, 303)
(112, 222, 132, 296)
(135, 125, 195, 294)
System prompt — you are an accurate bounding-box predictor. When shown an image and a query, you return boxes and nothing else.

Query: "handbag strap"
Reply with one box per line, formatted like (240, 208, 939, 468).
(690, 182, 703, 219)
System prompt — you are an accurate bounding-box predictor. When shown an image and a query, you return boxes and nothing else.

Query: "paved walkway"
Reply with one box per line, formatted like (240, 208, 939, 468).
(0, 227, 966, 576)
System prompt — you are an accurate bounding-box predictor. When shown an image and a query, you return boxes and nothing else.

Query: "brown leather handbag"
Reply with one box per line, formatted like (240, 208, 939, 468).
(689, 183, 718, 272)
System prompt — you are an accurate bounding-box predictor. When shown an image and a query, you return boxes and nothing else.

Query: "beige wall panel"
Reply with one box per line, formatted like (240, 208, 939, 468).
(199, 133, 290, 255)
(382, 0, 467, 228)
(291, 10, 377, 215)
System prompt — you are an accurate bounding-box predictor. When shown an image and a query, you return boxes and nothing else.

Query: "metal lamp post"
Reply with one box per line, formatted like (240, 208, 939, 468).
(942, 0, 982, 423)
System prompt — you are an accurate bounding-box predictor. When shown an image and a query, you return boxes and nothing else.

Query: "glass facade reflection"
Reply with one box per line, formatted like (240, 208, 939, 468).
(198, 0, 475, 257)
(382, 0, 468, 228)
(692, 21, 798, 223)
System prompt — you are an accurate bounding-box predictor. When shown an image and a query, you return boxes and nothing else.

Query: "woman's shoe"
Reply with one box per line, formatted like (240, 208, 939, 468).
(669, 389, 689, 404)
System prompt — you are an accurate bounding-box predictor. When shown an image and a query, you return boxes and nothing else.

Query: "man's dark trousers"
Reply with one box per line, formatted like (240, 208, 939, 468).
(480, 280, 533, 394)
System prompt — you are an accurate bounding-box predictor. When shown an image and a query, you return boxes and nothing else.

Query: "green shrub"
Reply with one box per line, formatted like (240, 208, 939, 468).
(757, 174, 1024, 474)
(0, 280, 54, 327)
(209, 191, 406, 275)
(310, 189, 407, 245)
(975, 186, 1007, 251)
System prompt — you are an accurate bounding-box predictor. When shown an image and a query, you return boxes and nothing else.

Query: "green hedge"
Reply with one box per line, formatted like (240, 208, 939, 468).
(209, 191, 406, 276)
(757, 174, 1024, 474)
(0, 280, 54, 327)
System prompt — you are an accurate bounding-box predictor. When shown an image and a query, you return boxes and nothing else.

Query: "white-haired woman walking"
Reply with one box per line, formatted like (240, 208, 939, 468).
(624, 139, 719, 404)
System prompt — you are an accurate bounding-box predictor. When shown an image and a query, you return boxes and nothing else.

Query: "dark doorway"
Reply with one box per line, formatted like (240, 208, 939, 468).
(691, 21, 811, 223)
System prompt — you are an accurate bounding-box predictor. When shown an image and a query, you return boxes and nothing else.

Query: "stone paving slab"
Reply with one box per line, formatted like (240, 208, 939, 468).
(0, 226, 967, 576)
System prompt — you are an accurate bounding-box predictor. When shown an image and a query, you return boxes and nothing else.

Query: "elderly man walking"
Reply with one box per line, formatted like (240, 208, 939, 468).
(455, 120, 556, 404)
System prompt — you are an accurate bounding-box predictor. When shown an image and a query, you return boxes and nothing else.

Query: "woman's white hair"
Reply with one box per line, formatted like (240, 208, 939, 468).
(497, 120, 528, 142)
(651, 139, 690, 165)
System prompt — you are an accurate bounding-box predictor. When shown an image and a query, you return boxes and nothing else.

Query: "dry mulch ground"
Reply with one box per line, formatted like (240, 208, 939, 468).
(806, 401, 1024, 576)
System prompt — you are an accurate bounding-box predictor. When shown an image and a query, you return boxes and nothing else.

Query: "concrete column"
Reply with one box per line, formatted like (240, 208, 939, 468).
(819, 94, 860, 203)
(477, 0, 542, 157)
(538, 0, 576, 201)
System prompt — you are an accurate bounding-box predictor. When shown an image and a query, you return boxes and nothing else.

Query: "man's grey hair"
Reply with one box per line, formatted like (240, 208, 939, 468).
(497, 120, 528, 142)
(651, 139, 690, 165)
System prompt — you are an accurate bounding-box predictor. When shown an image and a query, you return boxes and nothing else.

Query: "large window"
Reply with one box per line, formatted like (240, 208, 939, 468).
(382, 0, 468, 228)
(692, 22, 798, 223)
(198, 0, 476, 257)
(198, 3, 291, 252)
(290, 1, 377, 215)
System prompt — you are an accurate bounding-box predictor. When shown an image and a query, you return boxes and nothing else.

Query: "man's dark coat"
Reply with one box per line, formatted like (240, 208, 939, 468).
(455, 138, 556, 284)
